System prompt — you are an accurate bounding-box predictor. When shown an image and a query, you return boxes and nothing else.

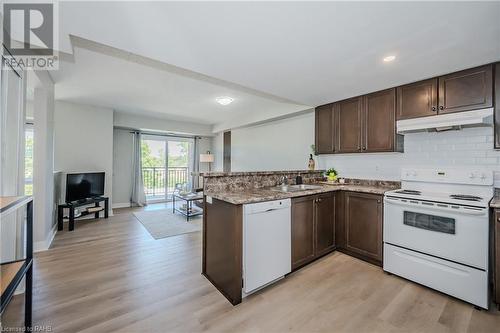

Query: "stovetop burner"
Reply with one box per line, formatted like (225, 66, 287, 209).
(449, 194, 483, 202)
(395, 189, 421, 195)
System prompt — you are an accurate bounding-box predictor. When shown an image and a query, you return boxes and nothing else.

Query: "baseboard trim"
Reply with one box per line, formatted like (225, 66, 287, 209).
(112, 202, 131, 209)
(34, 223, 58, 252)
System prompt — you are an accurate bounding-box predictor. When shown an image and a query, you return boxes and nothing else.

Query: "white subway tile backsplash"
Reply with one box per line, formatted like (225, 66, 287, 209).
(475, 157, 499, 165)
(436, 144, 454, 151)
(317, 127, 500, 186)
(475, 143, 493, 150)
(452, 158, 476, 165)
(452, 143, 476, 151)
(486, 151, 500, 158)
(466, 136, 487, 143)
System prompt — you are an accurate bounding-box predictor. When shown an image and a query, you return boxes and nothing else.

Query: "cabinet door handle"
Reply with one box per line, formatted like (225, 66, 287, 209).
(362, 146, 366, 150)
(497, 216, 500, 223)
(318, 198, 322, 203)
(377, 200, 381, 203)
(439, 106, 444, 110)
(431, 106, 437, 112)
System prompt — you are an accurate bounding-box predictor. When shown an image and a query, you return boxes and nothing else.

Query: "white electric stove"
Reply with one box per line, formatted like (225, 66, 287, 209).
(383, 168, 494, 309)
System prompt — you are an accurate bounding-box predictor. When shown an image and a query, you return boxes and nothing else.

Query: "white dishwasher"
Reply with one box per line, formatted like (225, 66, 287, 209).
(243, 199, 291, 295)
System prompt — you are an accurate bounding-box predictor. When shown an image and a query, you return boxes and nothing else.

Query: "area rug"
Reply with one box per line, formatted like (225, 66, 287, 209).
(133, 209, 202, 240)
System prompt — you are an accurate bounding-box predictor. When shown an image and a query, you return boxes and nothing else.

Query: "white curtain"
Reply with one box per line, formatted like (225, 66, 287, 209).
(131, 132, 147, 206)
(191, 137, 200, 190)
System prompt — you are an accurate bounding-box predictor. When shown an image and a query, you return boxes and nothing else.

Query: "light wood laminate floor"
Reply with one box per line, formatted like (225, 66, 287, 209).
(3, 204, 500, 332)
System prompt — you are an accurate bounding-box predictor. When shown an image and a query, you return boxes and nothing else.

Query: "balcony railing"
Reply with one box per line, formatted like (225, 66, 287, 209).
(142, 167, 189, 199)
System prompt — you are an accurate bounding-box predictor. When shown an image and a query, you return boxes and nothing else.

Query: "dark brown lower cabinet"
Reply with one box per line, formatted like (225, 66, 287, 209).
(343, 192, 383, 266)
(202, 198, 243, 305)
(291, 193, 335, 270)
(494, 209, 500, 309)
(315, 193, 336, 257)
(291, 196, 315, 270)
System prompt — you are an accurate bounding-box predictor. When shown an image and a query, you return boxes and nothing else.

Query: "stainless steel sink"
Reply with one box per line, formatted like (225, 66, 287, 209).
(269, 184, 323, 193)
(291, 184, 323, 190)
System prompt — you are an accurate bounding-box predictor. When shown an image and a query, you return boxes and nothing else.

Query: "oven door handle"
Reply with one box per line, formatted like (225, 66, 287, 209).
(384, 198, 487, 216)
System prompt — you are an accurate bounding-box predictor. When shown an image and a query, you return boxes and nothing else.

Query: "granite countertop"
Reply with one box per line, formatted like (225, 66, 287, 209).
(491, 189, 500, 209)
(205, 183, 396, 205)
(195, 170, 325, 177)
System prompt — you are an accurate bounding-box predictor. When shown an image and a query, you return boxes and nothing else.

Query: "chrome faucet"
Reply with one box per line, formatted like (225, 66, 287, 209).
(279, 175, 289, 186)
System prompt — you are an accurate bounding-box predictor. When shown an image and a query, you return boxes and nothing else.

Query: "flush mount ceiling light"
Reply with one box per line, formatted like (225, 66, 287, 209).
(216, 96, 234, 105)
(383, 55, 396, 62)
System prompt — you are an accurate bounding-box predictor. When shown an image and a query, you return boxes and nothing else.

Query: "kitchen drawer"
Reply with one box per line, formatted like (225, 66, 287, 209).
(384, 243, 488, 309)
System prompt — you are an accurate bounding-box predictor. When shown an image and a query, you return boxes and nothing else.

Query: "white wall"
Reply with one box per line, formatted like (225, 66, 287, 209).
(229, 112, 315, 172)
(33, 77, 56, 251)
(198, 136, 213, 172)
(112, 128, 133, 206)
(54, 101, 114, 210)
(220, 112, 500, 187)
(211, 132, 224, 172)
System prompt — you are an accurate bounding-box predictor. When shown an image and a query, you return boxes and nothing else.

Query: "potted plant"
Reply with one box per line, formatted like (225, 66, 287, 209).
(326, 168, 338, 182)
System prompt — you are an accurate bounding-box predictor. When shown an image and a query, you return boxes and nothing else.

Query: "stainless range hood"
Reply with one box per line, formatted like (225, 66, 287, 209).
(396, 108, 494, 133)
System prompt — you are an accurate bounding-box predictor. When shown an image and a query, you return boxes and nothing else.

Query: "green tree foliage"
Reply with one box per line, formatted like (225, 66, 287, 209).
(25, 132, 34, 195)
(25, 135, 33, 179)
(168, 141, 189, 167)
(141, 140, 191, 195)
(141, 141, 165, 167)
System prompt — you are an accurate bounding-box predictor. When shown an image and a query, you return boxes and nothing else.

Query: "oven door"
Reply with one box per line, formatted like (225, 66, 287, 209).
(383, 196, 489, 270)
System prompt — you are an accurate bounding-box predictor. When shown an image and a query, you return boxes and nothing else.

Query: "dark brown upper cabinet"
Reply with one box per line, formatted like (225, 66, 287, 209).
(315, 104, 335, 154)
(494, 63, 499, 150)
(438, 64, 493, 114)
(336, 97, 363, 153)
(320, 90, 400, 155)
(315, 62, 494, 154)
(396, 78, 438, 120)
(344, 192, 383, 265)
(363, 89, 397, 152)
(397, 64, 493, 120)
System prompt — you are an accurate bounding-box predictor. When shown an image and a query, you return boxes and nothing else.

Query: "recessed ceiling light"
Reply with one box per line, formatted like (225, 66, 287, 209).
(383, 55, 396, 62)
(216, 96, 234, 105)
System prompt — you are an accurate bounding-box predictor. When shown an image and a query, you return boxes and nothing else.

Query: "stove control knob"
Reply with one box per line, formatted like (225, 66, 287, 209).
(480, 173, 486, 180)
(469, 173, 475, 179)
(411, 171, 417, 177)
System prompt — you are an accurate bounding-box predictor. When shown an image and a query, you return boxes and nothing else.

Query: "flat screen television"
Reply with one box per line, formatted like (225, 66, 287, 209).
(65, 172, 105, 203)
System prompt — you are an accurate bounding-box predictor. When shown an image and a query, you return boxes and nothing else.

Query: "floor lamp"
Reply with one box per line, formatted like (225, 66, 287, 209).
(199, 151, 214, 190)
(199, 151, 215, 172)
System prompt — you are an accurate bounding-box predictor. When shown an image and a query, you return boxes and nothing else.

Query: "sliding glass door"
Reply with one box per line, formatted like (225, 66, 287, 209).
(141, 135, 193, 202)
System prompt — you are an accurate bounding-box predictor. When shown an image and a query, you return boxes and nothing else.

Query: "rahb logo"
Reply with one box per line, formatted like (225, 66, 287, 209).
(3, 2, 59, 69)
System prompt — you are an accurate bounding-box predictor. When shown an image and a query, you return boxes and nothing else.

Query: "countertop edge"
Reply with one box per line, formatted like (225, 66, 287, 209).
(491, 199, 500, 209)
(205, 184, 394, 205)
(491, 188, 500, 209)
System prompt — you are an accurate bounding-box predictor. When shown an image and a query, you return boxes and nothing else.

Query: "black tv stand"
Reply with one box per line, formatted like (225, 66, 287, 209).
(58, 196, 109, 231)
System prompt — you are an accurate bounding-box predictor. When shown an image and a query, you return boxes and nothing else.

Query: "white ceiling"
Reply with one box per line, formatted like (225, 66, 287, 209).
(52, 40, 308, 127)
(51, 1, 500, 131)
